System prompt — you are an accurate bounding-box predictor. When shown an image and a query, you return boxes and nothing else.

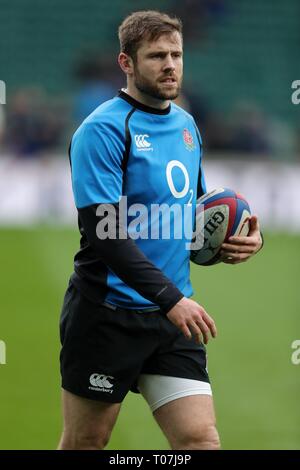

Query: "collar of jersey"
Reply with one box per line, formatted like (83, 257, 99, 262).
(118, 90, 171, 115)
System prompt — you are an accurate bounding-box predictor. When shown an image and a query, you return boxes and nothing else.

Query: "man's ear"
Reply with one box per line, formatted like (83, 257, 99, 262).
(118, 53, 134, 75)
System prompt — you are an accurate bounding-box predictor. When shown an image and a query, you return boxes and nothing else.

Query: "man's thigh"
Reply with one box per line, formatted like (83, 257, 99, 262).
(59, 389, 121, 448)
(153, 394, 218, 449)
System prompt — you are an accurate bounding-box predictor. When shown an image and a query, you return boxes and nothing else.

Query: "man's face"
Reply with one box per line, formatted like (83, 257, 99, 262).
(132, 32, 183, 101)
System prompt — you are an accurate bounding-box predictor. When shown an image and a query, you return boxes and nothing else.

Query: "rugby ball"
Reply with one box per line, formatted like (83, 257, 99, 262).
(190, 188, 251, 266)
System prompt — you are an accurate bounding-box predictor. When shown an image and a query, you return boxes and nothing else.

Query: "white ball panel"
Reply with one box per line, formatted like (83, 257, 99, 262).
(232, 210, 251, 237)
(192, 204, 229, 264)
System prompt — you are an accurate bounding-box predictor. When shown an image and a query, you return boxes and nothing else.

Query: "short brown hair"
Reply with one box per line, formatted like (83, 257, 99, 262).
(118, 10, 182, 60)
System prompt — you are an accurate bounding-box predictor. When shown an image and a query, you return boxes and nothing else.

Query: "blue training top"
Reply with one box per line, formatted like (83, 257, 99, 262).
(70, 90, 206, 310)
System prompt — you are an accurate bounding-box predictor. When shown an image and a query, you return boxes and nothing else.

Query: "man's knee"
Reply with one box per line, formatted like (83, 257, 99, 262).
(59, 429, 111, 450)
(172, 424, 220, 450)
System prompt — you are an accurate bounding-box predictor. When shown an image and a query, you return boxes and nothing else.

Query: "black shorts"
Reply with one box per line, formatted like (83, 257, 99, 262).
(59, 281, 210, 403)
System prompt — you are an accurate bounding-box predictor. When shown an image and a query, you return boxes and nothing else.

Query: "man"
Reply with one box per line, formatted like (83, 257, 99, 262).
(58, 11, 263, 450)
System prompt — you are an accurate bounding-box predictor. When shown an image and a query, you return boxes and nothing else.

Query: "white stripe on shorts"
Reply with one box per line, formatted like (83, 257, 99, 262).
(137, 374, 212, 413)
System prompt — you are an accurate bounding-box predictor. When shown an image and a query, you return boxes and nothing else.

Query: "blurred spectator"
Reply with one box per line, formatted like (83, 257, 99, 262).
(5, 88, 65, 157)
(194, 100, 273, 155)
(205, 0, 227, 18)
(204, 111, 232, 151)
(169, 0, 228, 44)
(228, 101, 271, 154)
(267, 118, 298, 160)
(183, 90, 211, 131)
(72, 52, 120, 124)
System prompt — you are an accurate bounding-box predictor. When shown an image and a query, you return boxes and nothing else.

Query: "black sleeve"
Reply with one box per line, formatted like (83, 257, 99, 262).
(78, 203, 184, 314)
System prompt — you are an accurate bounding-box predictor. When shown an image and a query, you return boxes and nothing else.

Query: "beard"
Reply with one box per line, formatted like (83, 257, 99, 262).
(134, 67, 182, 101)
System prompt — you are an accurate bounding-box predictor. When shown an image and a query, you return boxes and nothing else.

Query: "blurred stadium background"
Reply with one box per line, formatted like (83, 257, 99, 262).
(0, 0, 299, 450)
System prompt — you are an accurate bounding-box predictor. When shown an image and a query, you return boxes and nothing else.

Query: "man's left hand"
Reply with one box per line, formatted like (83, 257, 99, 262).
(219, 215, 263, 265)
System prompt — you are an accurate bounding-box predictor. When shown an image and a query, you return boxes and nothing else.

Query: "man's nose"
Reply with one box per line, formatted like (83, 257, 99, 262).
(163, 54, 175, 71)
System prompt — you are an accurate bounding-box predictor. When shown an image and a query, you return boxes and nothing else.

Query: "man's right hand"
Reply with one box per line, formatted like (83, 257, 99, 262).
(166, 297, 217, 345)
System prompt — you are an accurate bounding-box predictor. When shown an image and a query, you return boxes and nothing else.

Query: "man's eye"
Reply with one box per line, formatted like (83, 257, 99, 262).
(152, 54, 164, 59)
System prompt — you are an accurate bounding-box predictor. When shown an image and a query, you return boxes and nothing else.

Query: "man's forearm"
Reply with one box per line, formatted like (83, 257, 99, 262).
(78, 203, 184, 313)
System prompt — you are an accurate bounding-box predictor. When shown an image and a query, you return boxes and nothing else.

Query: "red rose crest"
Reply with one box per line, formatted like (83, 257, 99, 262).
(183, 128, 196, 151)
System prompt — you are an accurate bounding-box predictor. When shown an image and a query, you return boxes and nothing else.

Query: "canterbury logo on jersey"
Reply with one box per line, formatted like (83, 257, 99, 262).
(134, 134, 153, 152)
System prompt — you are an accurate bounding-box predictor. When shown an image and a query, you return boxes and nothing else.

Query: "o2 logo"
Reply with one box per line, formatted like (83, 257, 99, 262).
(166, 160, 193, 205)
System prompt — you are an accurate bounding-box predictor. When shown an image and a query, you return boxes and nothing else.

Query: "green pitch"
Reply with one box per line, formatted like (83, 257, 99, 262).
(0, 227, 299, 449)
